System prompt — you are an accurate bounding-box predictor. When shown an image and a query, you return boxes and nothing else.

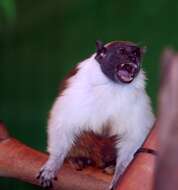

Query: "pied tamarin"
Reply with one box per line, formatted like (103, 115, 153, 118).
(37, 41, 155, 190)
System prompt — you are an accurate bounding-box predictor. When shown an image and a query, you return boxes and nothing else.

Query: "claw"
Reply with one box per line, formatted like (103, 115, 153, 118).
(36, 167, 57, 189)
(36, 170, 42, 179)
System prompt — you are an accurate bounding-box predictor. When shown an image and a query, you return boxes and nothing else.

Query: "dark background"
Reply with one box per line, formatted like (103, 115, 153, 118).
(0, 0, 177, 189)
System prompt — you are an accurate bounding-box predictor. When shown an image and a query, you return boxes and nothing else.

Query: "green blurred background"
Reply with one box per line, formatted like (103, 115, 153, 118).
(0, 0, 177, 189)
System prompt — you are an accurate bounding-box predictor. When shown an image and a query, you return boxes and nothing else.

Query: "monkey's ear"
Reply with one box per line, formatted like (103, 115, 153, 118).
(96, 40, 106, 54)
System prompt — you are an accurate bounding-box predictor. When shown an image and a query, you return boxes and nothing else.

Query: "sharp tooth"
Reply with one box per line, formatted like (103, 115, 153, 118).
(121, 63, 124, 68)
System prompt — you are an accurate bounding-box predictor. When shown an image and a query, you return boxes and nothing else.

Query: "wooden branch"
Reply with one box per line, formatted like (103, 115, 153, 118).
(154, 49, 178, 190)
(0, 121, 110, 190)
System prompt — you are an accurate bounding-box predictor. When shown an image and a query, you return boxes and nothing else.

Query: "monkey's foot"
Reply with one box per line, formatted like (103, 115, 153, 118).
(36, 167, 57, 188)
(68, 157, 93, 170)
(103, 165, 115, 175)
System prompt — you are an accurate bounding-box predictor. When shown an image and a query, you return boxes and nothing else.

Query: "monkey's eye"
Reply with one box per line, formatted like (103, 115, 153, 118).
(133, 48, 141, 57)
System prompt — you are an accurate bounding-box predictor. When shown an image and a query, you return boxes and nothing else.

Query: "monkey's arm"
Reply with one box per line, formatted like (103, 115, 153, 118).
(37, 95, 90, 187)
(115, 125, 157, 190)
(110, 92, 155, 190)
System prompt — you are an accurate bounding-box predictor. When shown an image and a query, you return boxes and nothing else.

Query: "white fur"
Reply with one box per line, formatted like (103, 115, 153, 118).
(39, 54, 155, 189)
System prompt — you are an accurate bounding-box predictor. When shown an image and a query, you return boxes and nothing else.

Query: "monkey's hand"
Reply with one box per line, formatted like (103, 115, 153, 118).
(36, 163, 58, 188)
(36, 168, 57, 188)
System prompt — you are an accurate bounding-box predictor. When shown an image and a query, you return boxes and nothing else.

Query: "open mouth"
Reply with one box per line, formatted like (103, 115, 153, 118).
(116, 63, 139, 83)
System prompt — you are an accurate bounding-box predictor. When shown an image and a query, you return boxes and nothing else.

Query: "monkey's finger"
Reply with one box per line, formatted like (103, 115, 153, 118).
(36, 170, 43, 179)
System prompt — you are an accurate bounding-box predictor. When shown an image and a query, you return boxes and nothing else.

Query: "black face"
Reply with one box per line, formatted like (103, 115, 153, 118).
(95, 41, 144, 84)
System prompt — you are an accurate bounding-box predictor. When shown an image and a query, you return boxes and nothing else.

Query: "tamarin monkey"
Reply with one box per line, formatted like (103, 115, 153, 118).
(37, 41, 155, 190)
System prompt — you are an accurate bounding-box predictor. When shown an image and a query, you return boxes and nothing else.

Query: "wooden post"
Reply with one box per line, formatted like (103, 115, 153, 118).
(154, 49, 178, 190)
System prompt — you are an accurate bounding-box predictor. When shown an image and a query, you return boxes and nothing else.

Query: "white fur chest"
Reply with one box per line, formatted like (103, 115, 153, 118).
(50, 55, 152, 139)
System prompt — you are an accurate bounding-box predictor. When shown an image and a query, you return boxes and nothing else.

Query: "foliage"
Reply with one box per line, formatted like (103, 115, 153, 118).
(0, 0, 16, 23)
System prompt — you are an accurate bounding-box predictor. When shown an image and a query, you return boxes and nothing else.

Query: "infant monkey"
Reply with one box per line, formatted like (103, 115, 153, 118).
(37, 41, 155, 190)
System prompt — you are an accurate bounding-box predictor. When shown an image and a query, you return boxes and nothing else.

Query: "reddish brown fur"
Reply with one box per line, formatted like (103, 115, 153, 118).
(59, 66, 79, 95)
(68, 131, 118, 168)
